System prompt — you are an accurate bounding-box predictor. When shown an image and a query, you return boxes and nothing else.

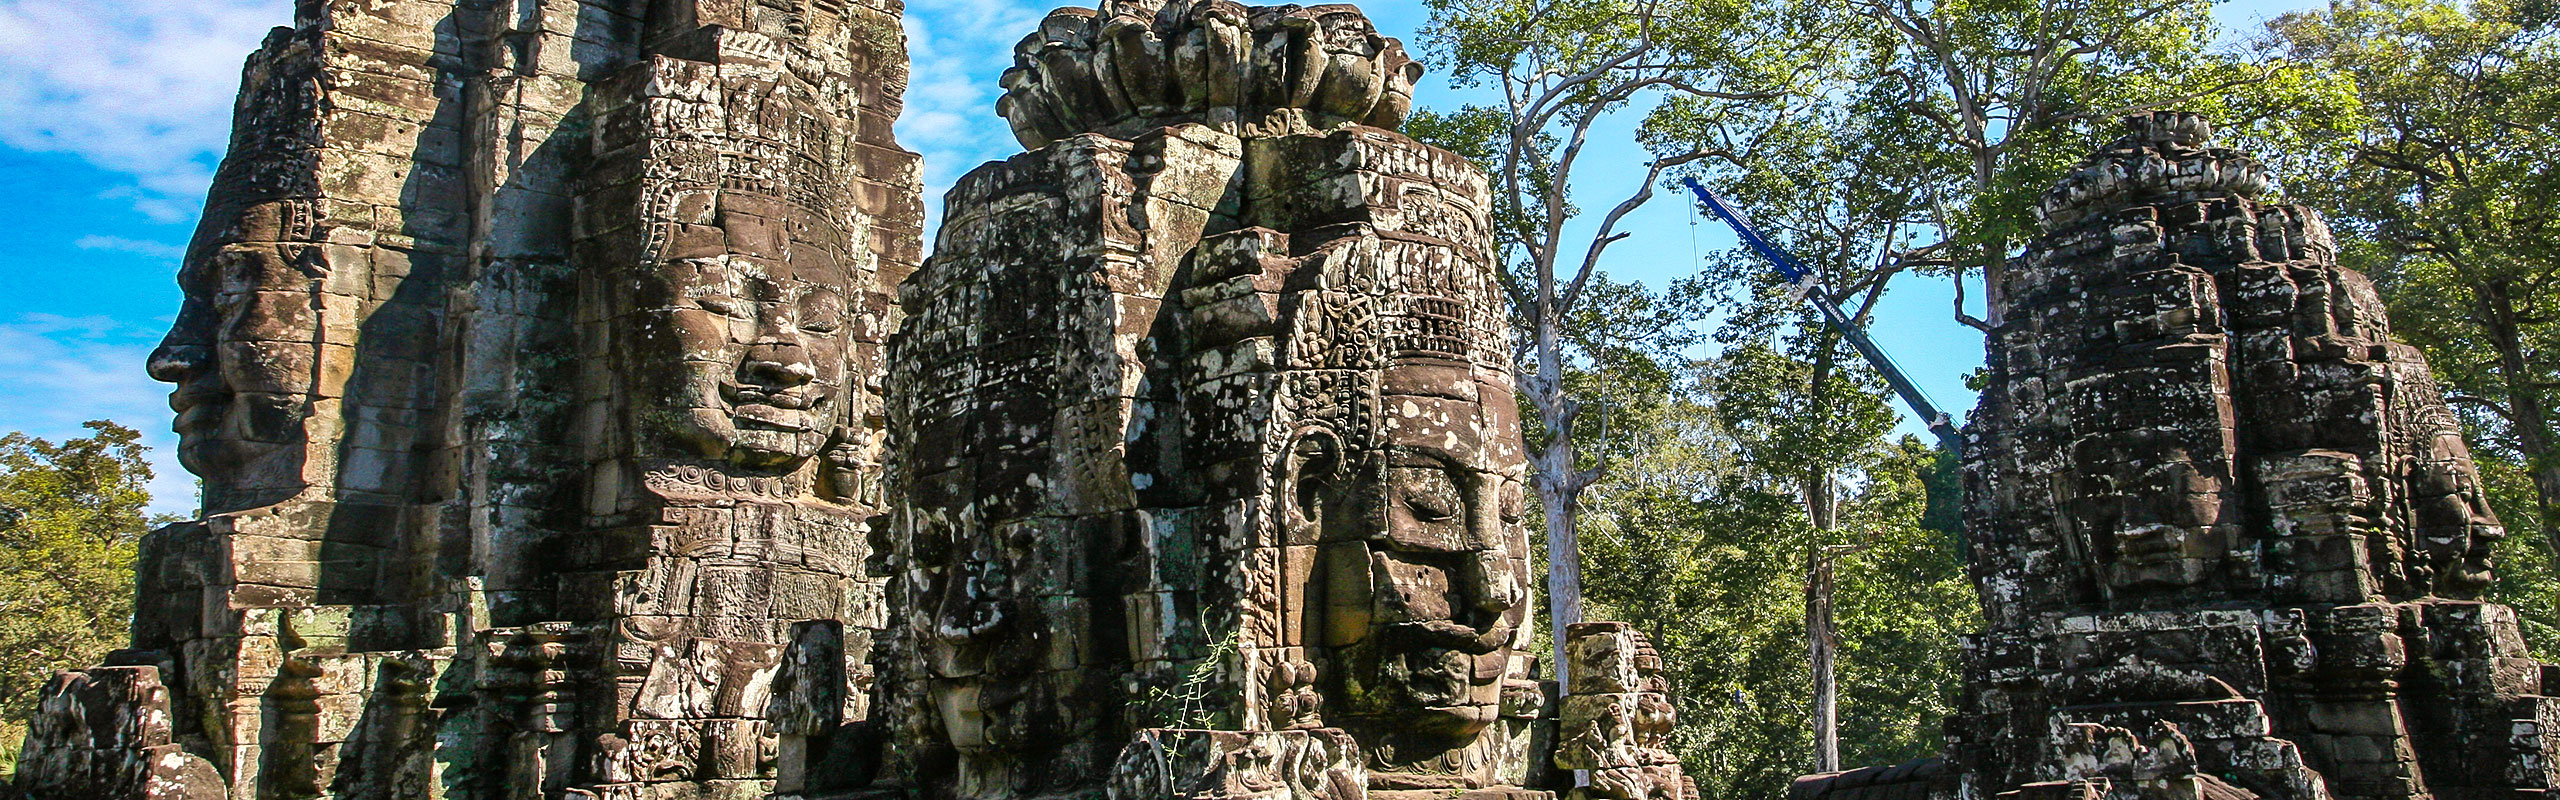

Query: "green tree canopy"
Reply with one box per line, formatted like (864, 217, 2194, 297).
(0, 421, 157, 774)
(2267, 0, 2560, 557)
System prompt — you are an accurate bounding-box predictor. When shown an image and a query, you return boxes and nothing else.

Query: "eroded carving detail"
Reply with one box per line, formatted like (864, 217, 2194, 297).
(996, 0, 1423, 149)
(1556, 623, 1693, 800)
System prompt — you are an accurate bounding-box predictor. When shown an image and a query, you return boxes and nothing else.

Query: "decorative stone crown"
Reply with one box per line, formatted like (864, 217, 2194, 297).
(996, 0, 1423, 149)
(2033, 111, 2277, 232)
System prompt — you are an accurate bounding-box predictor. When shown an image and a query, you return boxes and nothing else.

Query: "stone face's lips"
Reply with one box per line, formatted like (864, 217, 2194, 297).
(172, 403, 223, 437)
(1391, 620, 1504, 655)
(168, 380, 224, 415)
(732, 402, 818, 433)
(2114, 524, 2190, 562)
(727, 383, 820, 411)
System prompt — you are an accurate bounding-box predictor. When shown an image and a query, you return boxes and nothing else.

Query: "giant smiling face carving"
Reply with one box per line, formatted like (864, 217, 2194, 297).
(147, 201, 324, 494)
(635, 190, 854, 470)
(1296, 359, 1529, 744)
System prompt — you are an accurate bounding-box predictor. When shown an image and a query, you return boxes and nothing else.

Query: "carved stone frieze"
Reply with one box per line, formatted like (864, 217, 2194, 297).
(1110, 728, 1368, 800)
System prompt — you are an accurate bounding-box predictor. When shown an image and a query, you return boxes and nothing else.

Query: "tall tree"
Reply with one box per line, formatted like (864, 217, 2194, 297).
(2266, 0, 2560, 554)
(0, 421, 157, 775)
(1577, 349, 1972, 798)
(1656, 60, 1958, 769)
(1846, 0, 2333, 329)
(1415, 0, 1809, 690)
(1661, 2, 2355, 762)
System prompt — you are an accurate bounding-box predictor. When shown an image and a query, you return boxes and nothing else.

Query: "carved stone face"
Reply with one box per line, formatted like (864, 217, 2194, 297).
(147, 201, 322, 484)
(637, 193, 852, 470)
(1306, 360, 1528, 740)
(2414, 430, 2504, 593)
(2093, 459, 2228, 595)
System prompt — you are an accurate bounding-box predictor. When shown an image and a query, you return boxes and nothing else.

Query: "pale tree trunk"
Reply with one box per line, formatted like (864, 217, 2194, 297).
(1803, 338, 1844, 773)
(2474, 278, 2560, 555)
(1967, 149, 2008, 330)
(1533, 277, 1587, 693)
(1805, 475, 1841, 774)
(1472, 7, 1738, 707)
(1541, 457, 1586, 682)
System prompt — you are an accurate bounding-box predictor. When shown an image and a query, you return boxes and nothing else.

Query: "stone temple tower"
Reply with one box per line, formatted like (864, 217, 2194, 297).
(11, 0, 923, 798)
(1795, 113, 2560, 800)
(873, 1, 1549, 797)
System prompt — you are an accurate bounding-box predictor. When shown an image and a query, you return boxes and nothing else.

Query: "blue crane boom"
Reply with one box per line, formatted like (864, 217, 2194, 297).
(1680, 177, 1962, 451)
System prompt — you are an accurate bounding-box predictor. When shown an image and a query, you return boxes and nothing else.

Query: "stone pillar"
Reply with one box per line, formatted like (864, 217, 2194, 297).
(1555, 623, 1694, 800)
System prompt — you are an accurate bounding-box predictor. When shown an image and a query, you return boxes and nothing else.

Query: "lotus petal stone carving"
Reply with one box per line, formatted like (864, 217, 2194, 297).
(996, 0, 1424, 149)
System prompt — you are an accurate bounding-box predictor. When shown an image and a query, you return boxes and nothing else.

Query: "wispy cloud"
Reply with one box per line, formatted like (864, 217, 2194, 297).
(0, 313, 190, 515)
(0, 0, 1061, 229)
(0, 0, 281, 221)
(74, 234, 185, 260)
(899, 0, 1050, 229)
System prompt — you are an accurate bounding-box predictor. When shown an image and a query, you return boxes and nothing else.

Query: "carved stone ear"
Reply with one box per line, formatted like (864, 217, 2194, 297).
(1286, 426, 1345, 526)
(819, 425, 862, 501)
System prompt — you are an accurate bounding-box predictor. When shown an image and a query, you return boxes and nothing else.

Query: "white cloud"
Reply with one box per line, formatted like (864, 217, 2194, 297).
(74, 234, 185, 260)
(898, 0, 1051, 229)
(0, 0, 282, 220)
(0, 313, 191, 515)
(0, 0, 1055, 229)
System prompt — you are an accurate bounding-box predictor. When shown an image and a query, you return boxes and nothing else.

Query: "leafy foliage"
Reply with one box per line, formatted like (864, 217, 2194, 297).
(0, 421, 158, 774)
(1579, 380, 1974, 798)
(1549, 263, 1972, 797)
(2267, 0, 2560, 559)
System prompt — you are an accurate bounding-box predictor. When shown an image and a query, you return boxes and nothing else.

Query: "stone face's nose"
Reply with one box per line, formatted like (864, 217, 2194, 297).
(740, 342, 817, 389)
(146, 342, 212, 385)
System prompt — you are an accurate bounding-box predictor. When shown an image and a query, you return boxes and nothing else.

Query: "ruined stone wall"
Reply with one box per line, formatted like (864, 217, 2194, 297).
(1940, 112, 2560, 800)
(15, 0, 921, 798)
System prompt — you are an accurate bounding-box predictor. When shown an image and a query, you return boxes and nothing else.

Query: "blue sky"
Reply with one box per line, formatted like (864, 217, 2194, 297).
(0, 0, 2318, 513)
